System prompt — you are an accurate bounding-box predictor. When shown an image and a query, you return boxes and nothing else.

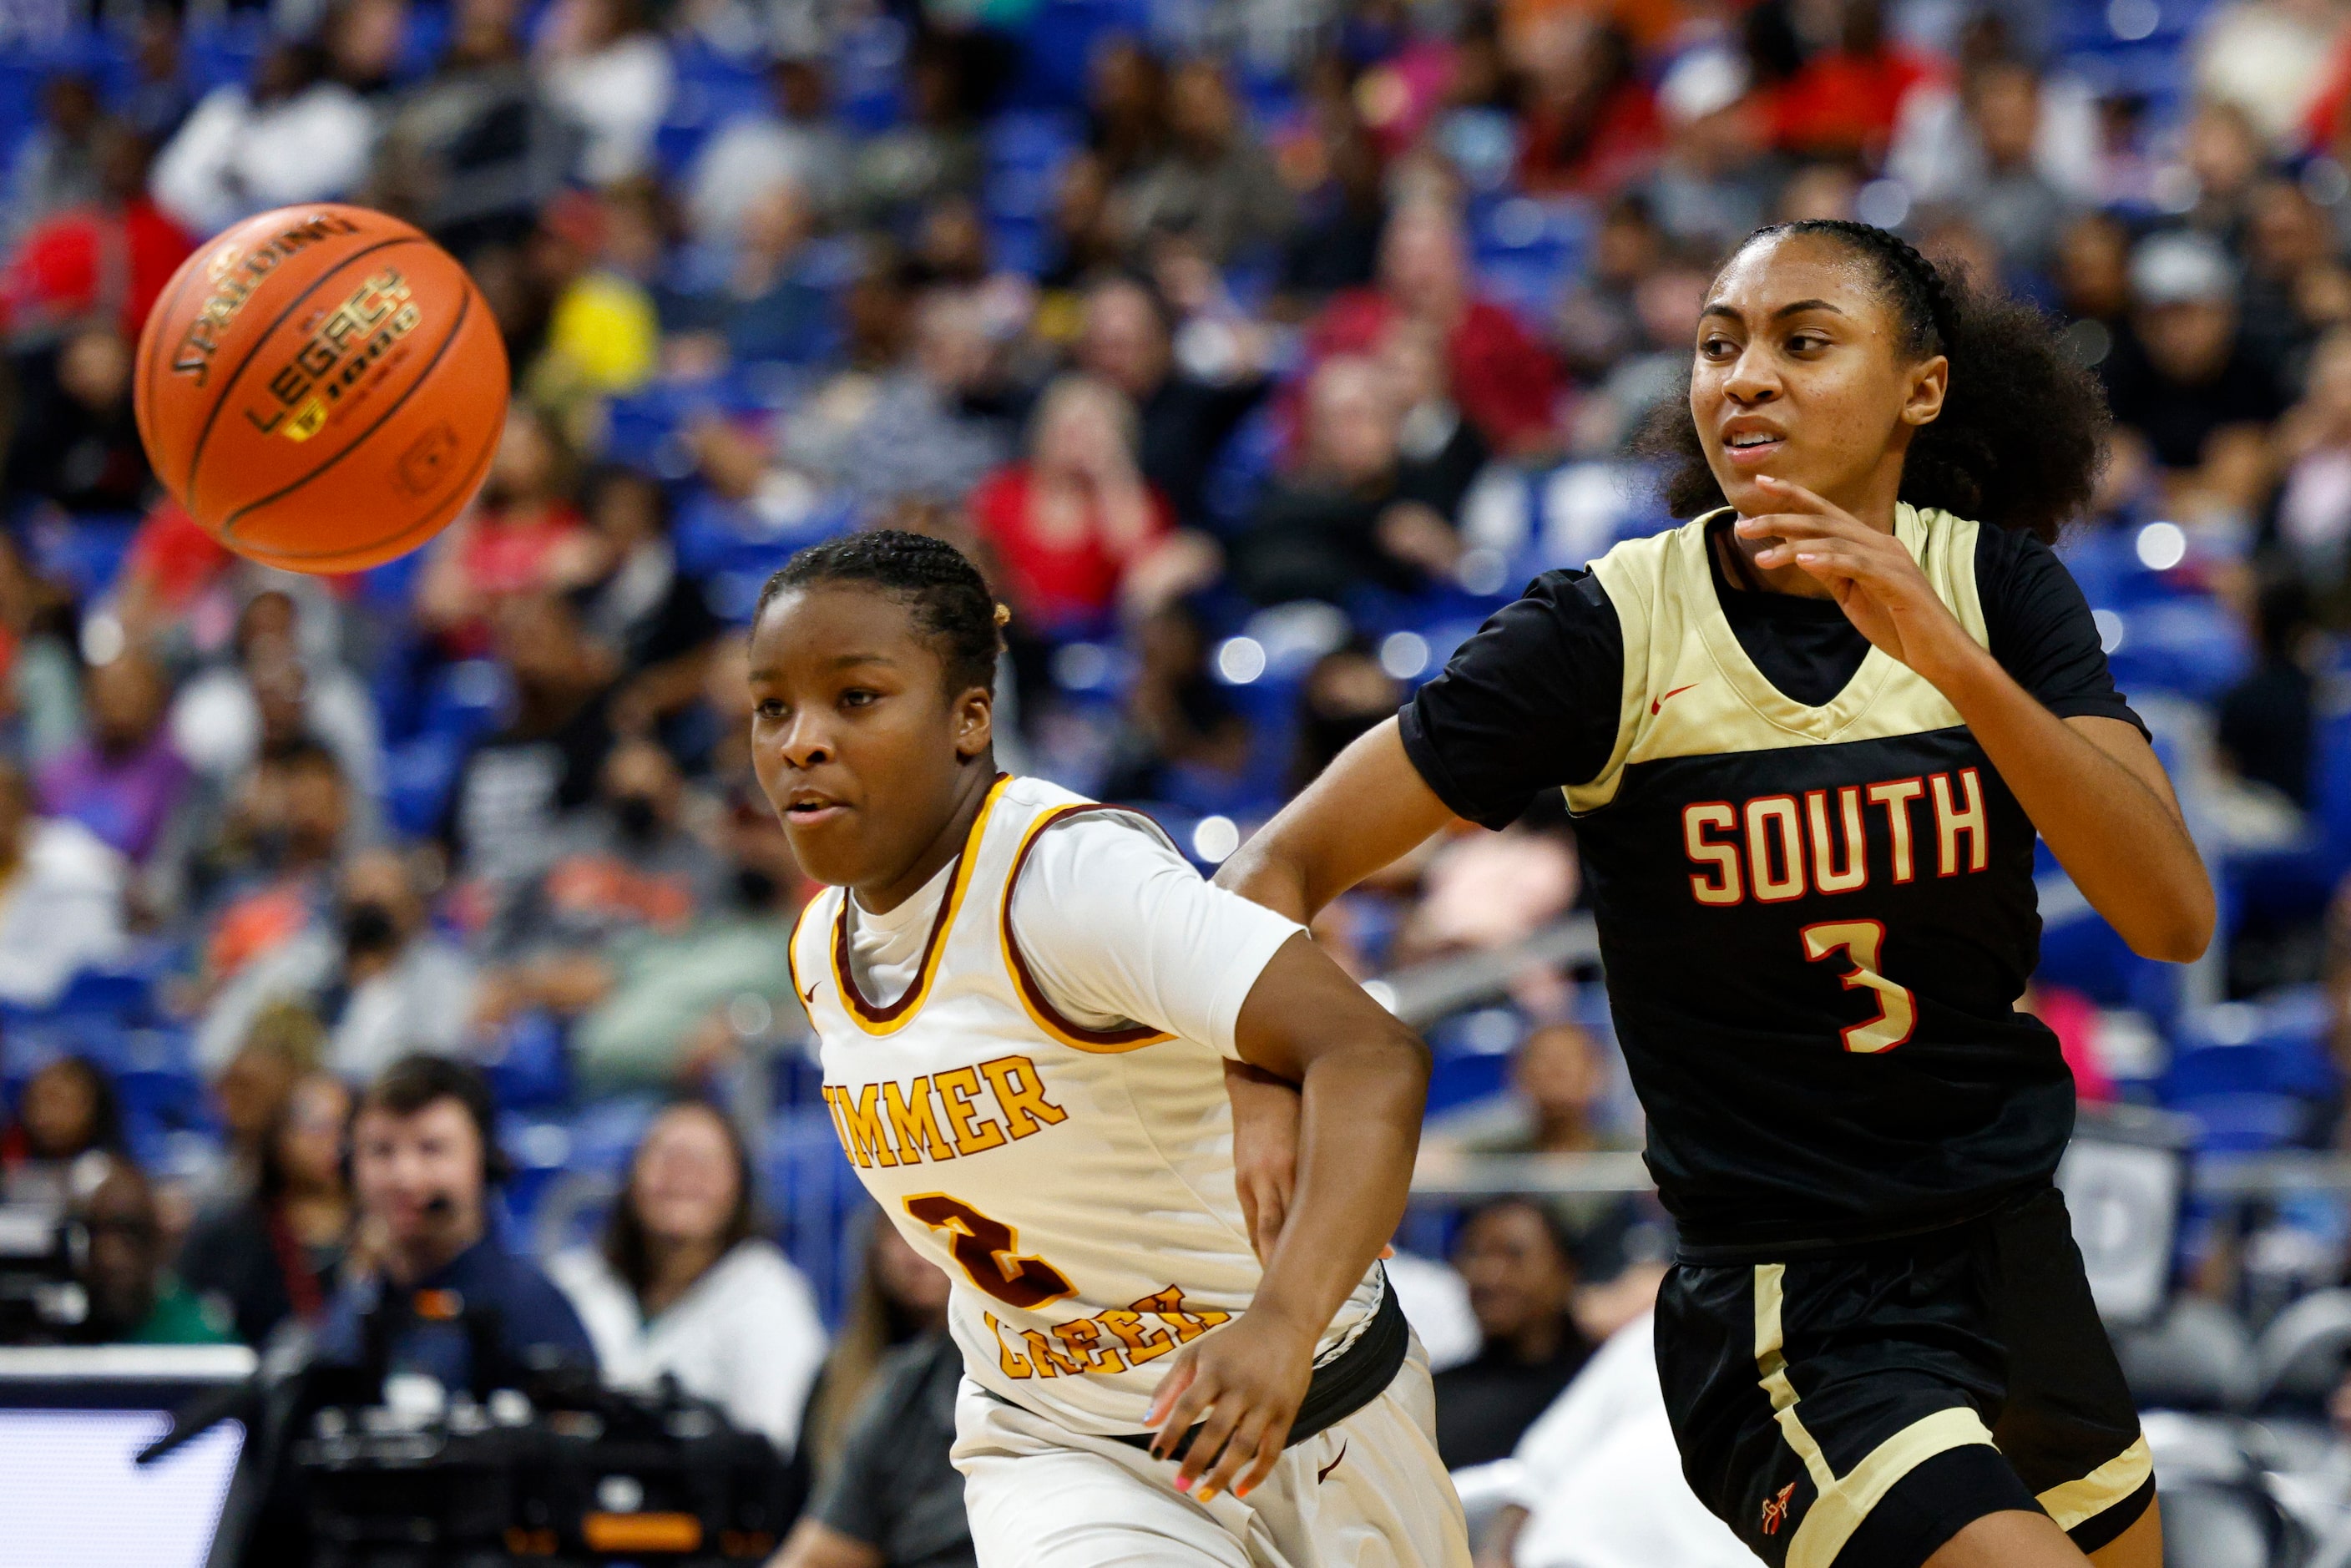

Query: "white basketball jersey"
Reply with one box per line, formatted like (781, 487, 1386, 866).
(792, 773, 1382, 1436)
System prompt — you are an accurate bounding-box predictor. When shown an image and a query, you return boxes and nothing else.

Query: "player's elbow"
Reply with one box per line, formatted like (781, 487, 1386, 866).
(2121, 887, 2216, 964)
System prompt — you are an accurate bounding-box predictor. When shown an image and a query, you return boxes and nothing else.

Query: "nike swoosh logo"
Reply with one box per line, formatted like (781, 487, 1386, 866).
(1651, 683, 1698, 716)
(799, 981, 820, 1005)
(1317, 1440, 1347, 1483)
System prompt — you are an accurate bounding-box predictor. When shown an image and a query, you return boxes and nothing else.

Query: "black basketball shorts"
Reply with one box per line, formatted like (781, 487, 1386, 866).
(1656, 1187, 2154, 1568)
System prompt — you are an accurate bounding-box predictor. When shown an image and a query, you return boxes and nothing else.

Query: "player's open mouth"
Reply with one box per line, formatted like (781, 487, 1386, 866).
(783, 794, 850, 826)
(1721, 425, 1786, 467)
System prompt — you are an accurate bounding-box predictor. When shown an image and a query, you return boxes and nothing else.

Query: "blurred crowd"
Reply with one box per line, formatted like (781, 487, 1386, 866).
(12, 0, 2351, 1560)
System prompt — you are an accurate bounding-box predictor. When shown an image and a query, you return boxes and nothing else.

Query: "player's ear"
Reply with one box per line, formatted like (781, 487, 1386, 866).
(953, 683, 993, 761)
(1901, 352, 1949, 427)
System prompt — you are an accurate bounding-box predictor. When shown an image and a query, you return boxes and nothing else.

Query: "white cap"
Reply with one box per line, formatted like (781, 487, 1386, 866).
(2130, 230, 2237, 307)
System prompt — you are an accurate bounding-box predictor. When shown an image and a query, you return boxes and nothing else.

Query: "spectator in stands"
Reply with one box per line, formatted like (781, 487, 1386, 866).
(1231, 354, 1461, 604)
(2278, 325, 2351, 594)
(575, 467, 721, 736)
(170, 591, 382, 802)
(316, 1055, 593, 1386)
(850, 36, 983, 231)
(1432, 1196, 1593, 1469)
(124, 8, 190, 147)
(0, 757, 128, 1008)
(2053, 209, 2134, 341)
(2241, 176, 2351, 378)
(535, 0, 673, 185)
(1084, 36, 1167, 185)
(3, 74, 104, 246)
(1099, 602, 1247, 802)
(970, 375, 1178, 635)
(1572, 247, 1711, 455)
(1075, 274, 1270, 530)
(1116, 58, 1293, 265)
(552, 1100, 827, 1454)
(3, 1054, 124, 1212)
(1383, 316, 1490, 518)
(179, 740, 354, 977)
(2178, 96, 2272, 240)
(1555, 192, 1666, 383)
(1758, 0, 1934, 165)
(567, 796, 801, 1090)
(1477, 1313, 1751, 1568)
(198, 847, 477, 1081)
(780, 1223, 968, 1566)
(692, 178, 837, 367)
(1309, 198, 1564, 458)
(690, 53, 854, 240)
(2217, 575, 2320, 808)
(179, 1070, 352, 1347)
(1289, 641, 1403, 792)
(444, 593, 619, 889)
(38, 647, 190, 867)
(806, 288, 1012, 508)
(149, 38, 373, 236)
(1274, 94, 1388, 311)
(2197, 0, 2348, 148)
(1926, 58, 2077, 280)
(1637, 48, 1772, 258)
(1430, 1021, 1625, 1160)
(418, 407, 596, 656)
(0, 117, 191, 354)
(1510, 15, 1660, 197)
(3, 323, 152, 518)
(73, 1161, 231, 1345)
(2103, 230, 2286, 523)
(368, 0, 576, 254)
(473, 735, 726, 1011)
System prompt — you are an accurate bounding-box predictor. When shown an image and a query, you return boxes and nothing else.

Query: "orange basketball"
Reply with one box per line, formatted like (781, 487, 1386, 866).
(134, 203, 509, 575)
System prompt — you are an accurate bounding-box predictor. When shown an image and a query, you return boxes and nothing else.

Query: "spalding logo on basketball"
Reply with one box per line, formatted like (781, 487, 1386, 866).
(134, 203, 509, 574)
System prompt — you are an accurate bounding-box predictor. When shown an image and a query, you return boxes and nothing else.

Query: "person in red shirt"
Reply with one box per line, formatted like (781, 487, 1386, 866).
(1761, 0, 1939, 164)
(1306, 199, 1565, 457)
(0, 122, 193, 348)
(1512, 14, 1663, 197)
(969, 374, 1180, 635)
(417, 405, 597, 656)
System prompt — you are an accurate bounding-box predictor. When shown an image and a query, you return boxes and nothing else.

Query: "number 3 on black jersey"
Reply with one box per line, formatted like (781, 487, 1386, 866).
(1800, 921, 1918, 1054)
(905, 1193, 1078, 1308)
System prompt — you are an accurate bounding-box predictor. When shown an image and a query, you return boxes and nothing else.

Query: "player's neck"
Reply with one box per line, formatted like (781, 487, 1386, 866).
(854, 760, 999, 916)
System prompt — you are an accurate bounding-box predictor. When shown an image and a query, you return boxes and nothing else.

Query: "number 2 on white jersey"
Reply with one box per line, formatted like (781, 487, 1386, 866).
(1800, 920, 1917, 1054)
(904, 1193, 1076, 1309)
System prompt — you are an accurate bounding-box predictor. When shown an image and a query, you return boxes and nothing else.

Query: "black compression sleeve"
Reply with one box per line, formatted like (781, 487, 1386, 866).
(1396, 569, 1627, 829)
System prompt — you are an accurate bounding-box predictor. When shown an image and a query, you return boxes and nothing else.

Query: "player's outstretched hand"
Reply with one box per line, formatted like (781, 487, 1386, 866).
(1145, 1309, 1317, 1505)
(1732, 476, 1979, 689)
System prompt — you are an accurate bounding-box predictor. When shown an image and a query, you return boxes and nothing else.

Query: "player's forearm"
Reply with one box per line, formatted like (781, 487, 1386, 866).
(1246, 1029, 1427, 1347)
(1215, 720, 1454, 922)
(1934, 646, 2214, 963)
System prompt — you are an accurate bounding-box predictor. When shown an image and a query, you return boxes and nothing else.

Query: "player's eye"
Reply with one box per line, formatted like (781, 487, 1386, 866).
(1697, 334, 1737, 359)
(754, 698, 787, 721)
(840, 687, 879, 710)
(1786, 331, 1828, 353)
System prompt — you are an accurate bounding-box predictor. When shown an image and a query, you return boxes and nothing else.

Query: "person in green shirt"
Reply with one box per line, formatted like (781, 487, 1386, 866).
(78, 1161, 234, 1346)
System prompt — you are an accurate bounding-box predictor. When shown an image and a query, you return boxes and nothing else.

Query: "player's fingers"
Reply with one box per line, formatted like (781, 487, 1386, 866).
(1145, 1352, 1198, 1441)
(1175, 1400, 1245, 1494)
(1155, 1370, 1226, 1464)
(1196, 1408, 1275, 1503)
(1234, 1414, 1291, 1499)
(1752, 473, 1838, 514)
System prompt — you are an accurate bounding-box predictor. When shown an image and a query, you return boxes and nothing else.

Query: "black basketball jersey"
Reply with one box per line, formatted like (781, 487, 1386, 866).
(1401, 505, 2144, 1259)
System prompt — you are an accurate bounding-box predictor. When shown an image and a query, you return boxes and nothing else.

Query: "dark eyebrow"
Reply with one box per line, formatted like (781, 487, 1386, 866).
(746, 652, 898, 682)
(1700, 298, 1848, 324)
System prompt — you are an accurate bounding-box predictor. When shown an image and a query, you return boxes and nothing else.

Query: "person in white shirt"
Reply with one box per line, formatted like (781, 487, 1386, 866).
(0, 760, 126, 1007)
(750, 530, 1469, 1565)
(552, 1100, 827, 1456)
(149, 38, 373, 237)
(1477, 1312, 1752, 1568)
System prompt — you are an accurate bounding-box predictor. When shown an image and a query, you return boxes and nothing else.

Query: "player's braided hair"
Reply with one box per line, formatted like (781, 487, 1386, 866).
(1634, 220, 2110, 545)
(758, 529, 1005, 695)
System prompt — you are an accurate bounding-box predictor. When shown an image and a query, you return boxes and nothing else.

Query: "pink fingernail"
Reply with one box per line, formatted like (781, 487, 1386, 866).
(1175, 1475, 1192, 1492)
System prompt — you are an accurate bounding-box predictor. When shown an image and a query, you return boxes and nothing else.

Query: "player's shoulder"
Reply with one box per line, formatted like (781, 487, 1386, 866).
(998, 776, 1188, 877)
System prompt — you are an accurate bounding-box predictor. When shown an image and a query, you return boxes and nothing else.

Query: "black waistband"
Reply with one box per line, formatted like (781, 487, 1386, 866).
(1672, 1183, 2051, 1267)
(1105, 1271, 1410, 1462)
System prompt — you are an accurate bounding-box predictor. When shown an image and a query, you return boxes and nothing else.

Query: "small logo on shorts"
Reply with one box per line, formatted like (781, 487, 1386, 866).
(1760, 1482, 1797, 1537)
(1316, 1441, 1347, 1484)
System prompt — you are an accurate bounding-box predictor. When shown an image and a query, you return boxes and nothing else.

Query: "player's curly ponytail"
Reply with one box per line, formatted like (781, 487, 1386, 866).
(1635, 220, 2111, 545)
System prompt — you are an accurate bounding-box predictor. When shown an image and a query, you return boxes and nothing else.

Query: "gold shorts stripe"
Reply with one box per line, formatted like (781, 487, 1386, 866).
(2035, 1434, 2153, 1532)
(1752, 1264, 2002, 1568)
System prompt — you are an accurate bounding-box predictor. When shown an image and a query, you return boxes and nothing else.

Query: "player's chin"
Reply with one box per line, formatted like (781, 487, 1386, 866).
(776, 812, 865, 885)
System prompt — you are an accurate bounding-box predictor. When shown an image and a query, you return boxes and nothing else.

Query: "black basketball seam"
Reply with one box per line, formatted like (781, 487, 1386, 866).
(181, 234, 417, 503)
(218, 281, 475, 537)
(235, 409, 499, 565)
(139, 245, 218, 508)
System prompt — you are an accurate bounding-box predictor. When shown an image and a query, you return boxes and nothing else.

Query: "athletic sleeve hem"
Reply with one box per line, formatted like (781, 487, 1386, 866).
(1396, 701, 1516, 830)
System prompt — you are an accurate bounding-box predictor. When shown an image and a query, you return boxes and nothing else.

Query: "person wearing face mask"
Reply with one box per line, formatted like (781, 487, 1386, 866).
(550, 1100, 827, 1455)
(469, 737, 729, 1039)
(569, 796, 810, 1093)
(197, 847, 478, 1082)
